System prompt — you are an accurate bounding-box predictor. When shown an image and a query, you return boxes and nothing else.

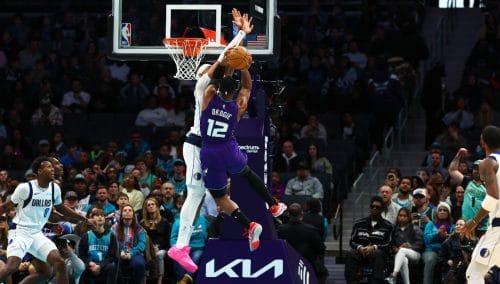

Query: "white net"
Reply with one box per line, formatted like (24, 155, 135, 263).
(163, 38, 208, 80)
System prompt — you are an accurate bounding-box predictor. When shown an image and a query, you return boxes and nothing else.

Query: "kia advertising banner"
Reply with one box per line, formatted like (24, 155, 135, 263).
(195, 116, 319, 283)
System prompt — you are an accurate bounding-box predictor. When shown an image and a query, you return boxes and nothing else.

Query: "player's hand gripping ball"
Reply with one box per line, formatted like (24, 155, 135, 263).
(224, 46, 252, 70)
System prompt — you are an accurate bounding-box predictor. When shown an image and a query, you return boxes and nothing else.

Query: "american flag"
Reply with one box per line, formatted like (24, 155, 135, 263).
(246, 34, 267, 47)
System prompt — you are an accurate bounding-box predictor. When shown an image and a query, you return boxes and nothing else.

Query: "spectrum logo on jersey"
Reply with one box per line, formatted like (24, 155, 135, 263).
(239, 145, 260, 154)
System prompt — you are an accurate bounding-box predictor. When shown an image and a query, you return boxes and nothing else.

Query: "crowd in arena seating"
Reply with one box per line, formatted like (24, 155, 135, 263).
(344, 3, 500, 283)
(0, 0, 499, 283)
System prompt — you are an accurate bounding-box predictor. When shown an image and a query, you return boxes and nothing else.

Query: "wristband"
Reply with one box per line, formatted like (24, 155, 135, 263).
(481, 194, 498, 212)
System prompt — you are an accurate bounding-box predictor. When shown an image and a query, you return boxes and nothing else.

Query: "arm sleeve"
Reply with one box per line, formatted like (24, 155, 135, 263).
(54, 183, 63, 206)
(130, 229, 146, 256)
(11, 183, 30, 205)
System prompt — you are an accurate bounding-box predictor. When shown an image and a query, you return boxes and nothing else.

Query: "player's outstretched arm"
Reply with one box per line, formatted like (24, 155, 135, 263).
(236, 69, 252, 120)
(54, 204, 90, 225)
(217, 10, 253, 63)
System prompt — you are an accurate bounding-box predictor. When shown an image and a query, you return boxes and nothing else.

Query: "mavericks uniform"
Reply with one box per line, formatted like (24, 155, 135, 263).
(8, 180, 62, 261)
(466, 153, 500, 282)
(200, 95, 247, 190)
(184, 73, 211, 192)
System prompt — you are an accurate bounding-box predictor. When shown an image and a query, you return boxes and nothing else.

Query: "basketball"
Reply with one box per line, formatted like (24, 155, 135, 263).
(225, 46, 252, 70)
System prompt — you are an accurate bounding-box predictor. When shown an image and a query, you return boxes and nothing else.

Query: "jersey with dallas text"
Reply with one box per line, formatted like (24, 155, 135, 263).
(189, 73, 211, 136)
(11, 180, 62, 233)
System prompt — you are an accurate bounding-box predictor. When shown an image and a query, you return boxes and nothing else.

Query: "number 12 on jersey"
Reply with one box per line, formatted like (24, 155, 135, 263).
(206, 119, 228, 138)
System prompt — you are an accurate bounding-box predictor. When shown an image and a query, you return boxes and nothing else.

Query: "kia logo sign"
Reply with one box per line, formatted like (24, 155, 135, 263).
(205, 259, 284, 279)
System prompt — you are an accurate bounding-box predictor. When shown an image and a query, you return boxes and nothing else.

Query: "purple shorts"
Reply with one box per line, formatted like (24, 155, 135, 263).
(200, 139, 247, 190)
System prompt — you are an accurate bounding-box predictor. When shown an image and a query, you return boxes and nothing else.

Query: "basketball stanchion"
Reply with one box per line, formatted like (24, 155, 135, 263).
(163, 37, 209, 80)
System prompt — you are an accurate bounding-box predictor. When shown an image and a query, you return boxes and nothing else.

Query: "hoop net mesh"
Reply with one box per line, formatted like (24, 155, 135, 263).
(163, 38, 209, 80)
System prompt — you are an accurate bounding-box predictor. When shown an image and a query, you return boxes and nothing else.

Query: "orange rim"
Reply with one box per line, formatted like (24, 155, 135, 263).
(163, 37, 209, 57)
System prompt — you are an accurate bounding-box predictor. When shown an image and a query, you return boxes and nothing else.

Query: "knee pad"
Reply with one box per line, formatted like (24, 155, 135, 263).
(209, 187, 228, 198)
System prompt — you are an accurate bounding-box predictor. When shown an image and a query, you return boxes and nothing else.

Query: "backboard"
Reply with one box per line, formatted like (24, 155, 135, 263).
(108, 0, 279, 61)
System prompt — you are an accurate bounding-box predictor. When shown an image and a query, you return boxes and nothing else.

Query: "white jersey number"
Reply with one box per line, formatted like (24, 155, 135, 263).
(206, 119, 228, 138)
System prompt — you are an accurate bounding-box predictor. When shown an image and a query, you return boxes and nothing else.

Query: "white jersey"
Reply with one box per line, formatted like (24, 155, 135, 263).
(489, 153, 500, 222)
(188, 73, 211, 136)
(11, 180, 62, 233)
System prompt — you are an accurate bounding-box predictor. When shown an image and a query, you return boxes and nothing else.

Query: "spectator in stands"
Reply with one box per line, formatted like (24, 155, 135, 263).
(60, 142, 80, 170)
(426, 173, 445, 209)
(30, 97, 63, 126)
(450, 185, 464, 221)
(61, 78, 91, 113)
(63, 191, 86, 217)
(392, 176, 413, 209)
(79, 208, 118, 284)
(379, 185, 402, 225)
(271, 171, 285, 198)
(386, 208, 424, 284)
(138, 155, 159, 193)
(477, 11, 500, 41)
(425, 150, 449, 178)
(140, 197, 170, 284)
(435, 123, 467, 162)
(156, 143, 174, 177)
(83, 185, 116, 216)
(303, 198, 328, 241)
(274, 140, 301, 173)
(112, 204, 146, 283)
(53, 236, 85, 284)
(384, 171, 400, 194)
(169, 159, 186, 195)
(368, 57, 404, 151)
(416, 168, 430, 185)
(285, 162, 324, 200)
(120, 173, 144, 212)
(305, 143, 333, 175)
(72, 174, 91, 211)
(345, 196, 393, 284)
(9, 129, 32, 160)
(167, 95, 192, 129)
(0, 216, 10, 284)
(345, 39, 368, 69)
(442, 97, 474, 130)
(421, 142, 446, 168)
(120, 71, 150, 112)
(449, 152, 488, 237)
(170, 194, 210, 284)
(122, 130, 150, 162)
(90, 67, 121, 113)
(17, 38, 42, 70)
(135, 95, 170, 128)
(279, 204, 328, 283)
(300, 114, 328, 142)
(51, 131, 67, 158)
(423, 202, 454, 284)
(474, 102, 500, 130)
(439, 218, 476, 284)
(411, 188, 434, 231)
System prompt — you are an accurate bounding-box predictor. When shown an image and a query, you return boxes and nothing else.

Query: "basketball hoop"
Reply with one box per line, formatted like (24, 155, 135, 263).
(163, 38, 209, 80)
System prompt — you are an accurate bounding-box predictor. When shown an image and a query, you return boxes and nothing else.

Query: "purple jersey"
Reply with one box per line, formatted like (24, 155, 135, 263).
(200, 95, 247, 189)
(200, 95, 238, 143)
